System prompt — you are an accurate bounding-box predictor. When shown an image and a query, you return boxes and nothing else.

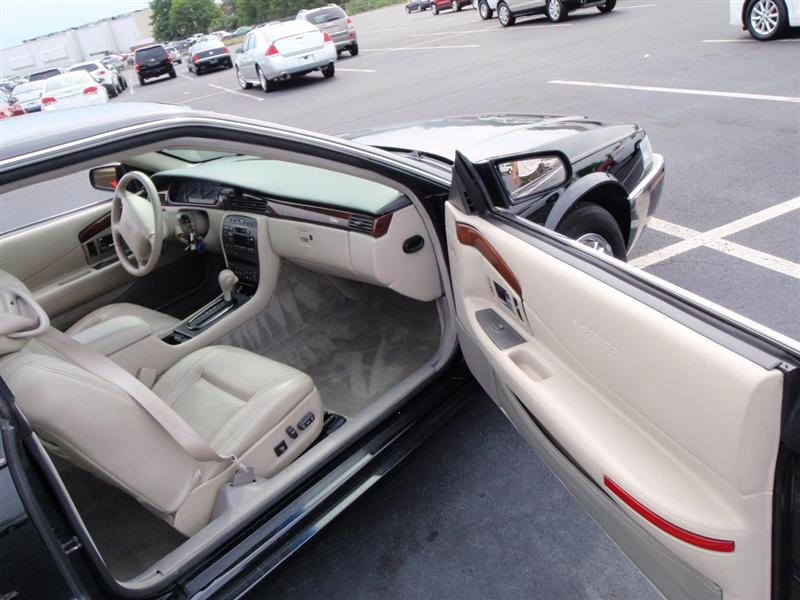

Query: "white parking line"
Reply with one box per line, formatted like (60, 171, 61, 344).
(632, 197, 800, 279)
(337, 68, 377, 72)
(703, 38, 800, 43)
(625, 4, 658, 8)
(549, 80, 800, 103)
(180, 90, 228, 103)
(410, 25, 570, 35)
(208, 84, 264, 102)
(362, 44, 480, 50)
(178, 73, 194, 81)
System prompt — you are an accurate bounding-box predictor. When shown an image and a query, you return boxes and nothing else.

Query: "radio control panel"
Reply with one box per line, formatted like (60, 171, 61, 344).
(222, 215, 259, 286)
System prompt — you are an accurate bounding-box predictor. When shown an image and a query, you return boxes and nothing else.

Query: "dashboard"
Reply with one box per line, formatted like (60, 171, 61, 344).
(159, 172, 442, 303)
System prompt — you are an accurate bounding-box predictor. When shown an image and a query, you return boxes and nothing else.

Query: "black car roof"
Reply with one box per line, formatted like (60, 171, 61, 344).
(0, 103, 194, 162)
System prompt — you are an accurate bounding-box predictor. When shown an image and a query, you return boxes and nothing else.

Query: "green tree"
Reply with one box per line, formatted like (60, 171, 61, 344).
(169, 0, 222, 38)
(150, 0, 174, 41)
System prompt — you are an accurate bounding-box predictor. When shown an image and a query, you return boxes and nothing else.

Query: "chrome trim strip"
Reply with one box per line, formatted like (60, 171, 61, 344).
(629, 153, 664, 201)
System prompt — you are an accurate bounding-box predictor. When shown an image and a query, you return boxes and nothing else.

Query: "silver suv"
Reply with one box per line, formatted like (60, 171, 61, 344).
(297, 4, 359, 56)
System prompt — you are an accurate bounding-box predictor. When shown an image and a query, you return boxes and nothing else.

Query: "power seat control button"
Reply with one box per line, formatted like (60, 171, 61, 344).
(285, 426, 298, 439)
(274, 441, 288, 457)
(297, 412, 315, 431)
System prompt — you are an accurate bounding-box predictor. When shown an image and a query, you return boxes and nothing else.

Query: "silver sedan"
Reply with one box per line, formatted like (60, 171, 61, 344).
(234, 20, 337, 93)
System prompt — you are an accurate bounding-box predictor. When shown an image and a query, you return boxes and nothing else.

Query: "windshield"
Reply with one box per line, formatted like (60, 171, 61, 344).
(136, 46, 166, 61)
(69, 63, 99, 73)
(305, 8, 345, 24)
(44, 72, 91, 92)
(12, 82, 42, 98)
(160, 149, 237, 163)
(27, 69, 61, 82)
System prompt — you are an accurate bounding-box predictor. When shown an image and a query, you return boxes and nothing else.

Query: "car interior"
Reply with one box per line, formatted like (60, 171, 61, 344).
(0, 140, 452, 584)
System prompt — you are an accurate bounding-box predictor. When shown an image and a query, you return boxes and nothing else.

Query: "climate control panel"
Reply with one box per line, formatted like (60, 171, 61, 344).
(222, 215, 259, 286)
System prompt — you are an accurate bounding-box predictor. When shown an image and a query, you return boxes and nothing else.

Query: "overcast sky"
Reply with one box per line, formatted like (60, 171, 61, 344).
(0, 0, 151, 48)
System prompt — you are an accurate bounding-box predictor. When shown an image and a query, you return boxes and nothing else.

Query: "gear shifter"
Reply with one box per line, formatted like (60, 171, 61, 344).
(186, 269, 239, 331)
(218, 269, 238, 303)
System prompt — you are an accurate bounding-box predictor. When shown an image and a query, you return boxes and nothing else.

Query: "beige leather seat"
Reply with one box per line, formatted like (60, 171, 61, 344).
(0, 271, 323, 536)
(66, 302, 180, 339)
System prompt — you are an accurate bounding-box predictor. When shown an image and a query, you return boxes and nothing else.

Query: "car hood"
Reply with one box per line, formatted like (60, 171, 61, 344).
(342, 114, 640, 164)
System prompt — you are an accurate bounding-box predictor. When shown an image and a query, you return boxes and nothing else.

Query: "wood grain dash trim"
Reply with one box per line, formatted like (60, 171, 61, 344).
(456, 222, 522, 296)
(78, 212, 112, 243)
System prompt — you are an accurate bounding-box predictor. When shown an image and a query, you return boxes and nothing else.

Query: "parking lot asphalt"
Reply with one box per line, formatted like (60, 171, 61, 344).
(1, 3, 797, 597)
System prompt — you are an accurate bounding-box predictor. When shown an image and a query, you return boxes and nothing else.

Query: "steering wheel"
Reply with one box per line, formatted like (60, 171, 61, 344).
(111, 171, 165, 277)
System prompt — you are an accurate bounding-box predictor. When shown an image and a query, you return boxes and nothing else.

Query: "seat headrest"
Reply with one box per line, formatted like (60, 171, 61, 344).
(0, 269, 50, 355)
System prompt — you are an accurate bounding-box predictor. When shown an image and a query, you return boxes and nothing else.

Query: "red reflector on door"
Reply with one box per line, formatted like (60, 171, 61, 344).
(604, 476, 735, 553)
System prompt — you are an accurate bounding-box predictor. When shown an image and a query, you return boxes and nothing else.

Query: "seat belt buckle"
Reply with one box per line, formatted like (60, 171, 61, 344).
(231, 465, 255, 487)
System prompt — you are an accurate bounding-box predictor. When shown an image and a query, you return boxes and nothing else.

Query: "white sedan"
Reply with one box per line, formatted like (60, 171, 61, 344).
(730, 0, 800, 39)
(41, 71, 109, 112)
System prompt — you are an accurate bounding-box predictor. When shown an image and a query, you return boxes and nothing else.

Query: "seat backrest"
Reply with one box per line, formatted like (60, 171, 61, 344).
(0, 269, 199, 519)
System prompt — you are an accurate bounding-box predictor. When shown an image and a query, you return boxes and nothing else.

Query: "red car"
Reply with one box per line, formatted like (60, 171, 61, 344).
(0, 92, 26, 119)
(431, 0, 473, 14)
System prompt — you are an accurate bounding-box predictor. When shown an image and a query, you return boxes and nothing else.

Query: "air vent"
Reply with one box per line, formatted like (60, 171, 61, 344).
(347, 214, 374, 234)
(225, 194, 267, 214)
(159, 192, 168, 205)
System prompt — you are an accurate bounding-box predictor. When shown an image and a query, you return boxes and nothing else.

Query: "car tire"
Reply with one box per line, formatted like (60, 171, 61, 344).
(598, 0, 615, 12)
(406, 5, 410, 12)
(556, 202, 627, 261)
(257, 66, 272, 93)
(322, 62, 335, 78)
(452, 0, 461, 10)
(169, 68, 177, 79)
(545, 0, 567, 22)
(745, 0, 787, 40)
(432, 4, 439, 14)
(138, 76, 146, 86)
(107, 85, 118, 98)
(236, 67, 252, 89)
(479, 0, 493, 19)
(350, 42, 359, 56)
(497, 1, 515, 26)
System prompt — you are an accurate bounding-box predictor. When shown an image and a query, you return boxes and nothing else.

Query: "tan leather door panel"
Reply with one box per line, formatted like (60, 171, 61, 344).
(446, 201, 784, 600)
(0, 201, 135, 321)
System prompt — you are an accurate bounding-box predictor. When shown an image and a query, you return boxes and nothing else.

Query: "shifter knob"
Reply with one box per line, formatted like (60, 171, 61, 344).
(218, 269, 238, 303)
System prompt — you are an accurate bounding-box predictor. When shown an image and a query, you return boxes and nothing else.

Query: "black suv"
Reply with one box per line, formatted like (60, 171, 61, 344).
(134, 45, 176, 85)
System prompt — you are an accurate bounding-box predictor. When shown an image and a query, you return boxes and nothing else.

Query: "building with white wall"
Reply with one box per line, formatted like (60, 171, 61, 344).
(1, 9, 153, 78)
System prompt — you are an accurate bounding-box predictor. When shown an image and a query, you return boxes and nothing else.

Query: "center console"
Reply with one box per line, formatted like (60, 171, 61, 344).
(222, 215, 259, 287)
(163, 214, 261, 344)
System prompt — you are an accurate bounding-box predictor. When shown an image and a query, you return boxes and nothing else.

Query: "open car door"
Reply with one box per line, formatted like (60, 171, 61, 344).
(446, 151, 800, 600)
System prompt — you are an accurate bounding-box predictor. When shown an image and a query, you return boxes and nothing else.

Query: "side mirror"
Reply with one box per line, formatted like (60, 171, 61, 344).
(89, 165, 121, 192)
(495, 155, 569, 202)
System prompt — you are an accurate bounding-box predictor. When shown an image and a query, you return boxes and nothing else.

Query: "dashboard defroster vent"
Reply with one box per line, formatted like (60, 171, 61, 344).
(347, 214, 374, 234)
(225, 194, 268, 214)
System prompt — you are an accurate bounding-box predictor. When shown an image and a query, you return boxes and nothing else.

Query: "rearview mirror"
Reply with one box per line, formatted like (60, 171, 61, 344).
(89, 165, 121, 192)
(496, 155, 568, 201)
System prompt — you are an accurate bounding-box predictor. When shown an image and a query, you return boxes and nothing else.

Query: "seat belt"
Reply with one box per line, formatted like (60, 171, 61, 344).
(39, 328, 254, 484)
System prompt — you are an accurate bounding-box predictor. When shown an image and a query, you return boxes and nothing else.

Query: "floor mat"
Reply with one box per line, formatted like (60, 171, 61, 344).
(218, 262, 442, 417)
(52, 456, 186, 582)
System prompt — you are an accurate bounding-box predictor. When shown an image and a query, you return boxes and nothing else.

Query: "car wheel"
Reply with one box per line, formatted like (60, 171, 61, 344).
(746, 0, 787, 40)
(257, 66, 272, 93)
(406, 5, 410, 12)
(497, 1, 515, 26)
(479, 0, 493, 19)
(169, 68, 176, 78)
(107, 85, 118, 98)
(556, 202, 627, 261)
(452, 0, 461, 10)
(598, 0, 615, 12)
(322, 62, 335, 78)
(432, 4, 439, 14)
(545, 0, 567, 22)
(236, 67, 252, 89)
(138, 76, 146, 86)
(350, 42, 359, 56)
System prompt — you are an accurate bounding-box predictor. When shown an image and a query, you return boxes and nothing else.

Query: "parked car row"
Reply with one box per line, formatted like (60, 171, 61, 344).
(0, 55, 131, 118)
(413, 0, 617, 24)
